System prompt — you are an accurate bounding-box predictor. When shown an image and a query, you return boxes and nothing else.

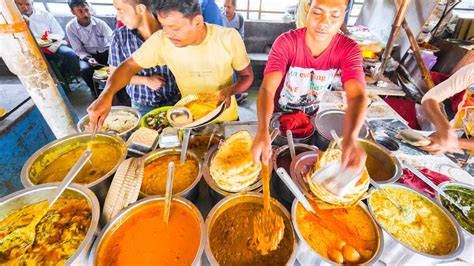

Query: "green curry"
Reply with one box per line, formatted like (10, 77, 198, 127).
(441, 185, 474, 234)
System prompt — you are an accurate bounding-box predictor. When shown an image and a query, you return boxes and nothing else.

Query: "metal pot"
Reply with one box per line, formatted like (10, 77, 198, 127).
(205, 192, 298, 265)
(77, 106, 141, 140)
(312, 109, 369, 150)
(89, 196, 206, 266)
(202, 145, 262, 204)
(435, 182, 474, 237)
(0, 183, 100, 265)
(141, 148, 202, 202)
(368, 183, 465, 260)
(272, 144, 319, 208)
(21, 133, 127, 206)
(291, 199, 384, 265)
(358, 139, 402, 184)
(270, 112, 316, 146)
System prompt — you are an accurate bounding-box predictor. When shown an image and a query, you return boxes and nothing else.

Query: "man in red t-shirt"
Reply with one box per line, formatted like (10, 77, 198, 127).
(252, 0, 369, 172)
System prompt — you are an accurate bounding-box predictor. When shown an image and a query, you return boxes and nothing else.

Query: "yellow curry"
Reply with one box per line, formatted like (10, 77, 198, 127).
(142, 154, 199, 195)
(0, 197, 92, 265)
(369, 187, 458, 256)
(31, 143, 122, 185)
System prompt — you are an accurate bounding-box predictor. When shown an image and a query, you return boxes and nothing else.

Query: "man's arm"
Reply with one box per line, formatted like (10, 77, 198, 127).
(219, 64, 253, 105)
(341, 79, 369, 170)
(251, 71, 284, 163)
(109, 66, 166, 90)
(47, 12, 65, 40)
(87, 58, 144, 129)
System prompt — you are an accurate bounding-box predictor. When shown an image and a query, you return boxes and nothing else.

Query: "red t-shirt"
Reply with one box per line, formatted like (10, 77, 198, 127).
(264, 28, 366, 113)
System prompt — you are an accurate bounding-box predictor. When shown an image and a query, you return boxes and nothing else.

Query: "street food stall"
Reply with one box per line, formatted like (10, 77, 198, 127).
(1, 0, 473, 265)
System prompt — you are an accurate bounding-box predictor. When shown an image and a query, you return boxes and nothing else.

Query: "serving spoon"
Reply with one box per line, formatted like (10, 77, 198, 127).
(163, 162, 175, 225)
(180, 129, 191, 165)
(251, 128, 284, 255)
(0, 149, 92, 258)
(403, 162, 471, 218)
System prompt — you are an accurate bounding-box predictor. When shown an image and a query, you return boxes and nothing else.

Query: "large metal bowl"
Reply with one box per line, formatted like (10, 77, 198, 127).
(89, 196, 206, 266)
(77, 106, 141, 140)
(205, 193, 298, 265)
(21, 133, 128, 205)
(141, 148, 202, 202)
(435, 181, 474, 236)
(203, 145, 262, 204)
(0, 183, 100, 265)
(358, 139, 402, 184)
(291, 199, 384, 264)
(368, 183, 465, 260)
(313, 109, 369, 150)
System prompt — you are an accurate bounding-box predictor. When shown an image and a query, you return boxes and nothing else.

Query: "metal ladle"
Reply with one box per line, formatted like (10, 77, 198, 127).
(180, 129, 191, 165)
(286, 130, 296, 159)
(403, 162, 471, 218)
(276, 167, 318, 215)
(163, 162, 175, 225)
(0, 149, 92, 257)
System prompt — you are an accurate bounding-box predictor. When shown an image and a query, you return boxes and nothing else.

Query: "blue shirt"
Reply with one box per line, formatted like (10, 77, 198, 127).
(200, 0, 224, 26)
(108, 26, 180, 106)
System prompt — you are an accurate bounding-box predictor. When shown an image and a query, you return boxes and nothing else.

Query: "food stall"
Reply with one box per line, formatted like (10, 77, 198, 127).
(1, 0, 473, 265)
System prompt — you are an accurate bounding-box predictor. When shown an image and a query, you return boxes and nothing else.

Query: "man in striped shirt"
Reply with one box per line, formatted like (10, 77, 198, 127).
(109, 0, 180, 115)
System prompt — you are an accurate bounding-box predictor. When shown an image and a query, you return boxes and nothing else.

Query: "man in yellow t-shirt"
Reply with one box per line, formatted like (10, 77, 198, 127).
(87, 0, 253, 129)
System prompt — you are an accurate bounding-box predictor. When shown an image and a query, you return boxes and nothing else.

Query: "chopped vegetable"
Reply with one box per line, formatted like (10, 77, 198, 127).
(144, 111, 169, 133)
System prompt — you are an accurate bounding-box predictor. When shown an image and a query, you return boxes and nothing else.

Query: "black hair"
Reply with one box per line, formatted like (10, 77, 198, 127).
(309, 0, 350, 6)
(151, 0, 201, 18)
(124, 0, 152, 8)
(68, 0, 88, 10)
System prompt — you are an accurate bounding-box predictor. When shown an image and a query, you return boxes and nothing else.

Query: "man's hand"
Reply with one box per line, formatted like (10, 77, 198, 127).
(87, 57, 100, 67)
(217, 88, 232, 108)
(251, 131, 272, 164)
(341, 137, 367, 173)
(422, 128, 459, 154)
(87, 94, 113, 132)
(144, 75, 166, 90)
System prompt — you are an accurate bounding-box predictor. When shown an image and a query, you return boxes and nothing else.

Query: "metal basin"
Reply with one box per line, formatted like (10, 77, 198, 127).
(21, 133, 127, 206)
(203, 145, 262, 204)
(313, 109, 369, 150)
(89, 196, 206, 266)
(358, 139, 402, 184)
(205, 193, 297, 265)
(0, 183, 100, 265)
(368, 183, 465, 260)
(77, 106, 141, 140)
(436, 182, 474, 236)
(291, 199, 384, 264)
(141, 148, 202, 202)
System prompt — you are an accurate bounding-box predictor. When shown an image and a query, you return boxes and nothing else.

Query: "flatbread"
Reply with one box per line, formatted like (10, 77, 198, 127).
(306, 148, 370, 207)
(210, 130, 261, 191)
(396, 129, 431, 147)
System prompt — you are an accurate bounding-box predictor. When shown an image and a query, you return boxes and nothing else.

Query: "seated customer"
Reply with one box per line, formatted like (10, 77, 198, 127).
(421, 63, 474, 154)
(109, 0, 180, 115)
(66, 0, 113, 98)
(15, 0, 80, 78)
(222, 0, 244, 38)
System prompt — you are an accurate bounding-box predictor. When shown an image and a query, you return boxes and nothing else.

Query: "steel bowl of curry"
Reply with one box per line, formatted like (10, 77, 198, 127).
(205, 193, 297, 265)
(291, 198, 384, 265)
(21, 133, 127, 204)
(0, 183, 100, 265)
(141, 148, 202, 202)
(368, 183, 465, 259)
(89, 196, 205, 266)
(436, 182, 474, 236)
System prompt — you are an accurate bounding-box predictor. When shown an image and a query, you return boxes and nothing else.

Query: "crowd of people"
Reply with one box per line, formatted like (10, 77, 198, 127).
(15, 0, 473, 171)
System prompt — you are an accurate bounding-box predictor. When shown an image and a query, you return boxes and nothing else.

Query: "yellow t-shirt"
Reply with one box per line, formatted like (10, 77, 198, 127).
(132, 24, 250, 122)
